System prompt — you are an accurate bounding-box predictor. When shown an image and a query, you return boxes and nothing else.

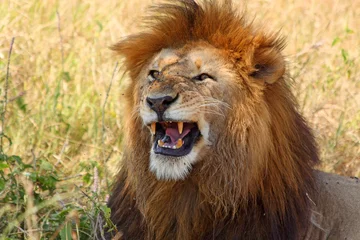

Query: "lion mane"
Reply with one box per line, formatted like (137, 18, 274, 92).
(103, 1, 360, 240)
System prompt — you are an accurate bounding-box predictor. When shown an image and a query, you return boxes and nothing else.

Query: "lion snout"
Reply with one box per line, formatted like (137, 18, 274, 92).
(146, 94, 179, 120)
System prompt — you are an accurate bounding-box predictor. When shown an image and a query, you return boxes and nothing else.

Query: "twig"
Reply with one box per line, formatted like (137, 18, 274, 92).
(101, 62, 118, 191)
(8, 91, 26, 103)
(53, 134, 69, 166)
(59, 174, 83, 181)
(102, 62, 118, 144)
(1, 37, 15, 153)
(94, 214, 107, 240)
(31, 148, 36, 170)
(74, 184, 97, 204)
(104, 149, 114, 163)
(15, 226, 27, 234)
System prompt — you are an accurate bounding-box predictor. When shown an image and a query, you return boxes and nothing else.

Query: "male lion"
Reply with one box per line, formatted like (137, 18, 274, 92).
(103, 1, 360, 239)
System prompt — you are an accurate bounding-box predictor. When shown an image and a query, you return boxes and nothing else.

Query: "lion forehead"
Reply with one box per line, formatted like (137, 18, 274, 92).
(149, 45, 228, 77)
(152, 49, 181, 70)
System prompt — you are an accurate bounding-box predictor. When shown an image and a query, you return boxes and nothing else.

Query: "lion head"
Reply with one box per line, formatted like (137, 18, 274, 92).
(108, 1, 320, 239)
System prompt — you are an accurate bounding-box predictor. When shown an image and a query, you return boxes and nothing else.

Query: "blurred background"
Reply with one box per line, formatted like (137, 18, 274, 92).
(0, 0, 359, 239)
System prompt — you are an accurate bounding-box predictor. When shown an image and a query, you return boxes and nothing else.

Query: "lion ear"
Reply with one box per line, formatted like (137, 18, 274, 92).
(250, 47, 285, 84)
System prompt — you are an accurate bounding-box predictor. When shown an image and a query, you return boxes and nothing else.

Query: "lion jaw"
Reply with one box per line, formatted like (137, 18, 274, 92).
(144, 115, 210, 181)
(149, 146, 200, 180)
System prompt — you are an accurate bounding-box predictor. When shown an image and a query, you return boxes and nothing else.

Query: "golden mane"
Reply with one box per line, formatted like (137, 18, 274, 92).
(106, 1, 320, 239)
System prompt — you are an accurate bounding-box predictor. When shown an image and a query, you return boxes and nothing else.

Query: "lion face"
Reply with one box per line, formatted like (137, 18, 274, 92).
(138, 43, 237, 180)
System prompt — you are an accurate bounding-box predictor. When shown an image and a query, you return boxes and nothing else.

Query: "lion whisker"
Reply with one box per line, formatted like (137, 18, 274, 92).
(196, 109, 226, 117)
(202, 98, 232, 110)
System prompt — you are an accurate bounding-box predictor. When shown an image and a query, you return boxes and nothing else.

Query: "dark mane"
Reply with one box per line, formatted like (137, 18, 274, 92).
(106, 1, 320, 239)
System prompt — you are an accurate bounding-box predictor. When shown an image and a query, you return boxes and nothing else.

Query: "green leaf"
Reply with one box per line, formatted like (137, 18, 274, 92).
(0, 179, 5, 191)
(101, 205, 111, 219)
(40, 160, 53, 171)
(0, 154, 6, 161)
(38, 175, 58, 192)
(8, 155, 21, 164)
(22, 163, 34, 170)
(331, 37, 340, 46)
(0, 162, 9, 170)
(341, 49, 349, 63)
(345, 26, 354, 34)
(61, 71, 71, 82)
(95, 20, 103, 31)
(60, 222, 73, 240)
(28, 172, 37, 182)
(16, 96, 27, 112)
(83, 173, 92, 184)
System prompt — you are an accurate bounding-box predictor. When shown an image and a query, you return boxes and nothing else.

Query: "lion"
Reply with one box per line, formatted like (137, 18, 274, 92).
(103, 1, 360, 239)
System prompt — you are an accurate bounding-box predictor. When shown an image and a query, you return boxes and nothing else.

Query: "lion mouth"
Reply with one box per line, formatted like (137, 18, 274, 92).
(150, 121, 201, 157)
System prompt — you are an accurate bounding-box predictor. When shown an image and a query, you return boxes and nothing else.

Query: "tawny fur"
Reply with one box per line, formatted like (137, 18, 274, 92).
(101, 1, 360, 239)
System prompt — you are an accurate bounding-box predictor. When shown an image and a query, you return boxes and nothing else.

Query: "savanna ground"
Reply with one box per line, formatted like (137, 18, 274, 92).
(0, 0, 359, 239)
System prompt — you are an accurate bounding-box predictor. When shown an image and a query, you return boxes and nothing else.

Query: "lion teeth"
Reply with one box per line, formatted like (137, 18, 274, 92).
(157, 139, 183, 149)
(178, 122, 183, 134)
(158, 139, 165, 147)
(175, 139, 183, 148)
(151, 122, 156, 135)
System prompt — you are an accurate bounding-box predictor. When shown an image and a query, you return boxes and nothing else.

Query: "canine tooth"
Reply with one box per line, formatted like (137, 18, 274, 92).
(178, 122, 183, 134)
(158, 139, 165, 147)
(151, 123, 156, 135)
(175, 139, 183, 148)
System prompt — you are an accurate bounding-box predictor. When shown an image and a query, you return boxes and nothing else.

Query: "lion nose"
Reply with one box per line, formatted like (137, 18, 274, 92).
(146, 95, 178, 117)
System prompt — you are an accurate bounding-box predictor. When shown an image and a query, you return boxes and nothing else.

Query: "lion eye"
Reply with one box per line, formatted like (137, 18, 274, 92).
(192, 73, 213, 81)
(148, 70, 160, 82)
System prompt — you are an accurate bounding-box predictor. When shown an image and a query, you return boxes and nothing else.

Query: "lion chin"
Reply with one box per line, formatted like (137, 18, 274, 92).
(100, 1, 360, 240)
(149, 147, 200, 180)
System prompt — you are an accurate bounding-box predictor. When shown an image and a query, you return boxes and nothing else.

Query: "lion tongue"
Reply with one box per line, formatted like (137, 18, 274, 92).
(165, 127, 191, 143)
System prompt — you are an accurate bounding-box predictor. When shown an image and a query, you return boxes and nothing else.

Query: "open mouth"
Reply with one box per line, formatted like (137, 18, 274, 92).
(150, 121, 201, 157)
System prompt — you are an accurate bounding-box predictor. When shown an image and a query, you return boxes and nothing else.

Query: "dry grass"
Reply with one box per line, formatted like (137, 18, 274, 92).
(0, 0, 359, 238)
